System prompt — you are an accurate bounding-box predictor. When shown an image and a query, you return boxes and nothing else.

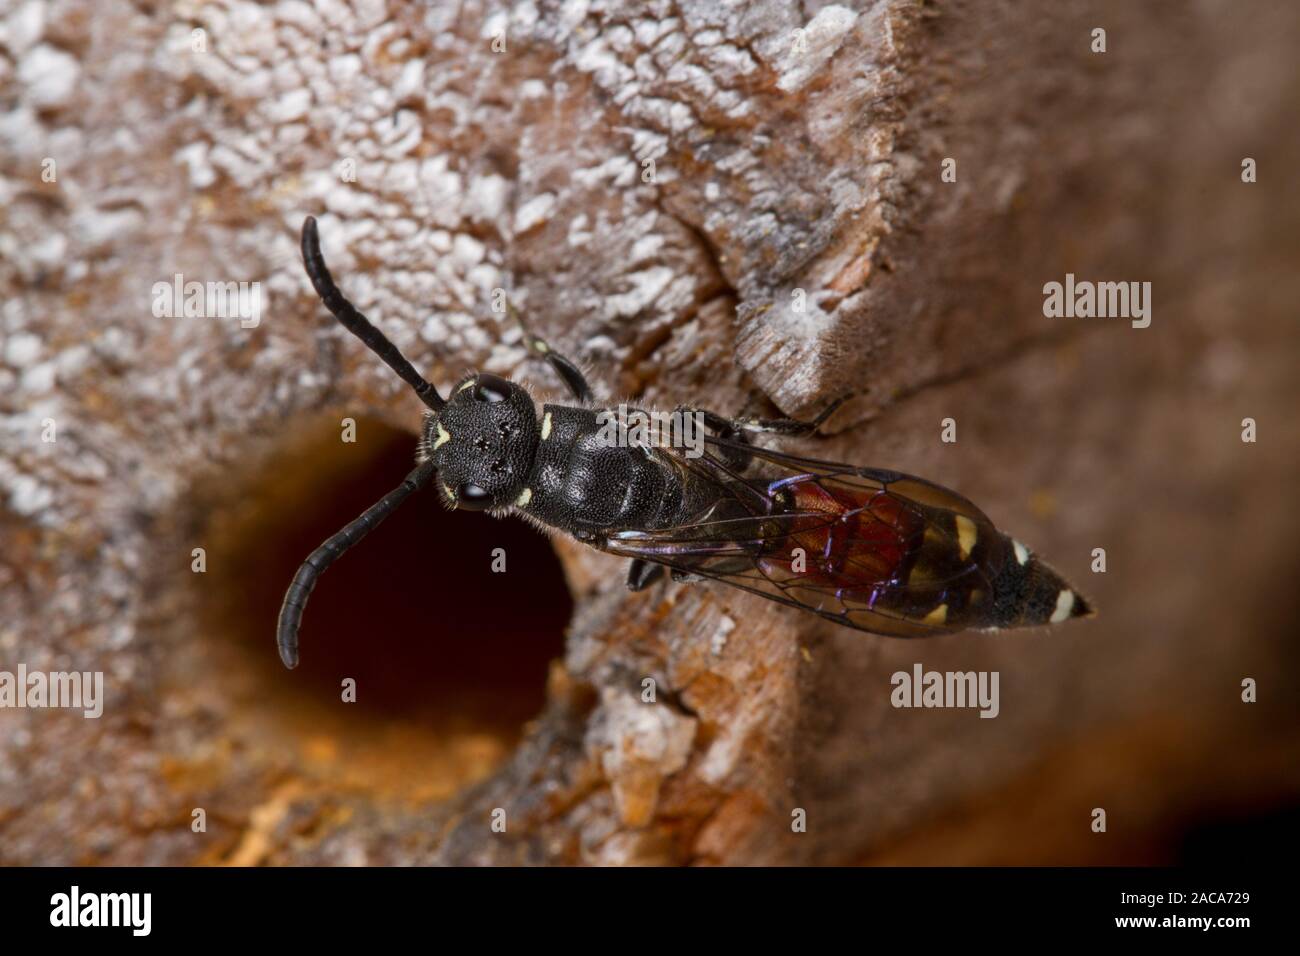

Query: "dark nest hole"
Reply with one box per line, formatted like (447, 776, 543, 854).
(194, 415, 572, 776)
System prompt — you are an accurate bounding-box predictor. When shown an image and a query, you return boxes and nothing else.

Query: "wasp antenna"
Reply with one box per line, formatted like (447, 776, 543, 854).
(277, 459, 438, 669)
(300, 216, 446, 412)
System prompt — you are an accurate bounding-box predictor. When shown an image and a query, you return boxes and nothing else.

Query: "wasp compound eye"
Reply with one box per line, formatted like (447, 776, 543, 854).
(473, 373, 512, 403)
(457, 483, 493, 510)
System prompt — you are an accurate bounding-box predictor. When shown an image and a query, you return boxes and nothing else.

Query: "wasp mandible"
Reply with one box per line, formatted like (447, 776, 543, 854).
(277, 217, 1093, 668)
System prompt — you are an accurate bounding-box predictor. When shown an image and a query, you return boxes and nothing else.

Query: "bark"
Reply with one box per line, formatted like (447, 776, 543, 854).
(1, 0, 1297, 865)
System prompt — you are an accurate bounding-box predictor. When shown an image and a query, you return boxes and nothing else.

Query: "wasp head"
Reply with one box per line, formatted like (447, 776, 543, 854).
(422, 372, 539, 511)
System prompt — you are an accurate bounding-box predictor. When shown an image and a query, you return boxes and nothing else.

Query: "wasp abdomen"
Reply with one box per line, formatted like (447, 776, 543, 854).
(989, 540, 1093, 629)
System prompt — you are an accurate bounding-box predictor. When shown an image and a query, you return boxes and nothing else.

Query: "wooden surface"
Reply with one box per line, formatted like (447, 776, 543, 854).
(1, 0, 1297, 865)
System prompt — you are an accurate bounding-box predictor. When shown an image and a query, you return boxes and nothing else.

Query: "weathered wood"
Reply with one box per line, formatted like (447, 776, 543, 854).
(1, 0, 1297, 865)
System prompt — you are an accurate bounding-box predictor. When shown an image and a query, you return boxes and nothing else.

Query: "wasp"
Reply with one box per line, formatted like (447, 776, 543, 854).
(277, 217, 1093, 668)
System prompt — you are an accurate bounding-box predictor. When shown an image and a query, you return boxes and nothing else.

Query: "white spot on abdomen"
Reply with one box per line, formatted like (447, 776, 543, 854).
(1050, 589, 1075, 623)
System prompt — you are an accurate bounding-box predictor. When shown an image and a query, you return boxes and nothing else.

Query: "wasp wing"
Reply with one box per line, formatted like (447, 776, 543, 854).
(598, 432, 1014, 637)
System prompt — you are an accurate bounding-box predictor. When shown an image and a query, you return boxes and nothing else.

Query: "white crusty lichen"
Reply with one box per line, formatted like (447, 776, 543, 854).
(585, 686, 697, 828)
(0, 0, 911, 864)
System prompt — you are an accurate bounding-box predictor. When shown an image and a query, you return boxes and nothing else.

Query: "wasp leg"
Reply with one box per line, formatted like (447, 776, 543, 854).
(686, 397, 847, 470)
(726, 396, 848, 436)
(276, 459, 438, 670)
(510, 303, 593, 402)
(626, 559, 666, 591)
(677, 406, 755, 469)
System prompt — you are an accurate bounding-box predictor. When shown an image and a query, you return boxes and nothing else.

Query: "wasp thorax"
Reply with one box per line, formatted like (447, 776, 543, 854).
(422, 373, 539, 510)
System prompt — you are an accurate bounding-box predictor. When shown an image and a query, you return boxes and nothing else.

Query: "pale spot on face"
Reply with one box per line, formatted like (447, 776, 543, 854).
(1049, 589, 1075, 623)
(1013, 539, 1030, 565)
(457, 380, 475, 392)
(432, 422, 451, 449)
(922, 603, 949, 626)
(515, 487, 533, 507)
(541, 411, 552, 440)
(955, 515, 977, 559)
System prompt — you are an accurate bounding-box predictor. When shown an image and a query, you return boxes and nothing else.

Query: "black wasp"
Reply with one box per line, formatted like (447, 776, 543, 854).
(277, 217, 1092, 668)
